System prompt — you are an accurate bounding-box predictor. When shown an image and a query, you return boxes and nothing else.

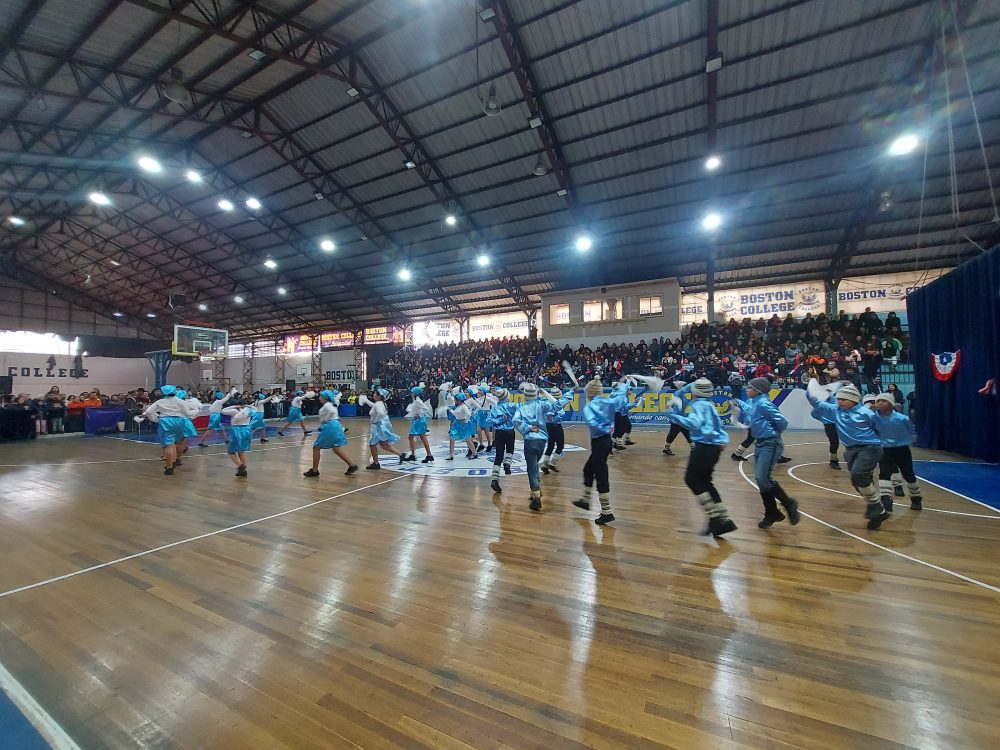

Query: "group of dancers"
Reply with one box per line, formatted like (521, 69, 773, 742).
(142, 366, 921, 534)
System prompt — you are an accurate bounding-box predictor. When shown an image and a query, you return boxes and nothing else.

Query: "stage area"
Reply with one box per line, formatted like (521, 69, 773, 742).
(1, 420, 998, 749)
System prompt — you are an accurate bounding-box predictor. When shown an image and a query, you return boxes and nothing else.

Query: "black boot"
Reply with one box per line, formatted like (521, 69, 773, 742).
(881, 495, 894, 515)
(773, 483, 800, 525)
(910, 496, 922, 511)
(707, 516, 738, 537)
(893, 485, 905, 497)
(758, 490, 785, 528)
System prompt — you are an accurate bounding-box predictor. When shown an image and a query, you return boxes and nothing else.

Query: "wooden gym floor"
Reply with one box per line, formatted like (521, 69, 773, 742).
(0, 419, 998, 750)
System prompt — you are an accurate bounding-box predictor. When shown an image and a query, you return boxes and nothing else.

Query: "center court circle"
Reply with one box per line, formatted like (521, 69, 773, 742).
(383, 439, 586, 478)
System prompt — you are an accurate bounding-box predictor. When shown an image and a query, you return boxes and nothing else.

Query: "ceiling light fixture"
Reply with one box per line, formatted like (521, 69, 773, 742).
(346, 87, 359, 98)
(263, 258, 277, 270)
(701, 212, 722, 231)
(398, 268, 412, 281)
(248, 49, 266, 60)
(240, 130, 254, 139)
(277, 286, 287, 295)
(532, 157, 548, 176)
(245, 197, 261, 210)
(483, 84, 501, 117)
(8, 216, 25, 226)
(404, 160, 416, 169)
(185, 169, 202, 183)
(888, 133, 919, 156)
(320, 239, 335, 252)
(146, 312, 157, 318)
(445, 214, 457, 226)
(479, 7, 496, 21)
(234, 295, 244, 304)
(109, 259, 121, 267)
(704, 155, 721, 171)
(314, 192, 323, 201)
(556, 188, 568, 197)
(89, 191, 110, 206)
(218, 199, 234, 211)
(112, 311, 124, 318)
(137, 154, 162, 173)
(477, 253, 490, 267)
(528, 116, 542, 129)
(575, 235, 593, 252)
(197, 303, 208, 311)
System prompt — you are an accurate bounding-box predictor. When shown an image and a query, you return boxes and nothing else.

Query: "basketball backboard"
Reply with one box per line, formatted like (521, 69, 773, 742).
(173, 324, 228, 358)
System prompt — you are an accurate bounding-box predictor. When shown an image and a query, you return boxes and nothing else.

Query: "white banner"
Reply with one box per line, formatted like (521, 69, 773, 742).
(836, 270, 949, 314)
(468, 312, 531, 340)
(1, 353, 151, 395)
(320, 351, 362, 384)
(412, 319, 461, 347)
(681, 282, 825, 324)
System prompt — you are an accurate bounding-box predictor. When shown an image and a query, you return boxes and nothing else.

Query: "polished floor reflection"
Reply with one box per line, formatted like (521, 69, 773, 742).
(0, 421, 997, 749)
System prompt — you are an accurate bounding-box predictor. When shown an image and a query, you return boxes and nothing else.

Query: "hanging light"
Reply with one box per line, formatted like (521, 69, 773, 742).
(701, 212, 722, 231)
(704, 155, 721, 171)
(263, 258, 277, 270)
(398, 268, 412, 281)
(8, 216, 25, 226)
(574, 235, 593, 252)
(197, 303, 208, 311)
(888, 133, 919, 156)
(483, 84, 501, 117)
(277, 286, 287, 295)
(217, 199, 234, 211)
(185, 169, 202, 183)
(89, 191, 110, 206)
(320, 239, 335, 252)
(531, 157, 548, 177)
(245, 197, 261, 210)
(477, 253, 490, 267)
(136, 155, 162, 173)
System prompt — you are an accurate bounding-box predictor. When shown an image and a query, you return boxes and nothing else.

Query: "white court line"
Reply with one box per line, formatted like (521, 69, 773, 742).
(737, 457, 1000, 594)
(0, 661, 80, 750)
(785, 463, 1000, 519)
(0, 432, 372, 468)
(913, 477, 1000, 514)
(0, 474, 406, 600)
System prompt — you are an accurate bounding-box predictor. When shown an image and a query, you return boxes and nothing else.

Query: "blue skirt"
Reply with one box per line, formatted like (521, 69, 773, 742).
(182, 418, 198, 438)
(208, 412, 223, 430)
(157, 416, 188, 447)
(314, 420, 347, 449)
(250, 411, 265, 429)
(409, 416, 428, 436)
(369, 418, 399, 446)
(474, 409, 490, 428)
(449, 420, 475, 441)
(287, 406, 302, 421)
(227, 425, 252, 454)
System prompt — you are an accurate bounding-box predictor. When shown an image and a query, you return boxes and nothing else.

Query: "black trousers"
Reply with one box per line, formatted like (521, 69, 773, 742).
(493, 429, 515, 465)
(665, 423, 691, 444)
(624, 414, 632, 434)
(879, 446, 916, 482)
(612, 414, 628, 439)
(685, 442, 724, 502)
(545, 423, 564, 456)
(824, 423, 840, 453)
(740, 429, 754, 449)
(583, 435, 612, 493)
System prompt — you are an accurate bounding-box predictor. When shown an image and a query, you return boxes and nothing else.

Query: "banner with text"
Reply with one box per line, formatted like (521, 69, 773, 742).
(468, 312, 531, 341)
(836, 269, 949, 314)
(681, 283, 826, 324)
(413, 319, 461, 347)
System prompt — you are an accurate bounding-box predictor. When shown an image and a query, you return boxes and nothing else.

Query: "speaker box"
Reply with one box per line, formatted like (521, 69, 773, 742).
(285, 379, 296, 393)
(0, 375, 12, 395)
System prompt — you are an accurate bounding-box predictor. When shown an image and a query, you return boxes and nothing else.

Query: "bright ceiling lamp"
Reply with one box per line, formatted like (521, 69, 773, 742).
(888, 133, 919, 156)
(245, 197, 261, 210)
(483, 84, 501, 117)
(89, 191, 111, 206)
(8, 216, 25, 226)
(233, 295, 244, 304)
(197, 303, 208, 311)
(445, 214, 457, 226)
(277, 286, 287, 295)
(477, 253, 490, 267)
(185, 169, 202, 183)
(263, 258, 277, 270)
(320, 239, 335, 252)
(136, 154, 162, 173)
(398, 268, 412, 281)
(574, 234, 593, 252)
(217, 199, 234, 211)
(701, 212, 722, 231)
(704, 155, 721, 171)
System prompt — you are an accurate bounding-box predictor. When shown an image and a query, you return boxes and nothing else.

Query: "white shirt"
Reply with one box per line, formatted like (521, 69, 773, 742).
(209, 392, 233, 414)
(143, 396, 194, 420)
(318, 402, 339, 424)
(222, 406, 253, 425)
(452, 402, 471, 422)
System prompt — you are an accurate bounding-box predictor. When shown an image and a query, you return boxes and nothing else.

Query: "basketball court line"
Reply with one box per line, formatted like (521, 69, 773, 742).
(0, 474, 407, 600)
(0, 661, 80, 750)
(785, 463, 1000, 519)
(912, 476, 1000, 513)
(0, 431, 371, 468)
(737, 457, 1000, 594)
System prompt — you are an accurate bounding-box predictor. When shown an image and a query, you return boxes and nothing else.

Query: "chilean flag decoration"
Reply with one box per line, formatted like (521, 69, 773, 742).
(931, 350, 960, 381)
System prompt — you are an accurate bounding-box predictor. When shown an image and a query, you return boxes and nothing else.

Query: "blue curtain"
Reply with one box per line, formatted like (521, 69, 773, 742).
(906, 248, 1000, 463)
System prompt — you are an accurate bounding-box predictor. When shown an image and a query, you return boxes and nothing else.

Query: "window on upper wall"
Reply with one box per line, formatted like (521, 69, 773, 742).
(583, 299, 623, 322)
(548, 304, 569, 325)
(0, 330, 79, 354)
(639, 295, 663, 316)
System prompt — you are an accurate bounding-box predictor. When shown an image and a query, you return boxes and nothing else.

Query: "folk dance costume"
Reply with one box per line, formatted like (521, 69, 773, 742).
(573, 378, 617, 524)
(514, 383, 559, 511)
(358, 388, 402, 469)
(733, 377, 799, 528)
(861, 394, 904, 495)
(610, 381, 640, 451)
(222, 402, 254, 477)
(141, 385, 199, 475)
(278, 390, 316, 436)
(668, 378, 737, 537)
(198, 388, 236, 446)
(304, 390, 357, 477)
(730, 383, 792, 465)
(541, 388, 573, 474)
(446, 391, 477, 459)
(250, 393, 276, 444)
(662, 381, 692, 455)
(402, 386, 434, 463)
(470, 386, 496, 453)
(873, 393, 922, 512)
(488, 388, 517, 493)
(806, 380, 887, 529)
